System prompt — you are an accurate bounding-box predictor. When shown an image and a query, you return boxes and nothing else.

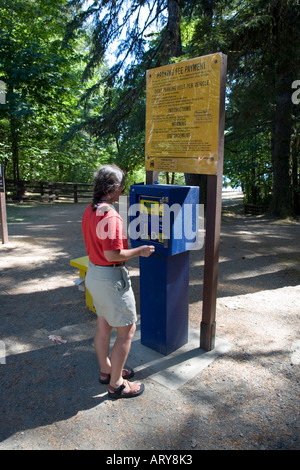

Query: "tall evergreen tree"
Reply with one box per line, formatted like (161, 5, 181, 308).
(0, 0, 99, 184)
(65, 0, 184, 138)
(66, 0, 300, 216)
(222, 0, 300, 217)
(0, 0, 63, 181)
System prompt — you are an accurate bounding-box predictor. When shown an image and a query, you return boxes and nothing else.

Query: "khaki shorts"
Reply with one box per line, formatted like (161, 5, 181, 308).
(85, 261, 137, 327)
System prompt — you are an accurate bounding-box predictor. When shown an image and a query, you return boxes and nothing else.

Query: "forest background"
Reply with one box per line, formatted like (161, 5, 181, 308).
(0, 0, 299, 217)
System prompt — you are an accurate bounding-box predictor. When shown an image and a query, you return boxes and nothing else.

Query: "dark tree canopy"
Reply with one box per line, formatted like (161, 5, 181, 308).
(1, 0, 299, 216)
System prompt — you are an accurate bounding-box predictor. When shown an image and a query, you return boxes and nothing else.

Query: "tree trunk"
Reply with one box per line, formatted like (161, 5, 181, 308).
(10, 114, 20, 186)
(165, 0, 183, 58)
(270, 1, 297, 217)
(291, 134, 300, 215)
(271, 82, 293, 217)
(8, 83, 20, 187)
(184, 0, 215, 199)
(184, 173, 207, 205)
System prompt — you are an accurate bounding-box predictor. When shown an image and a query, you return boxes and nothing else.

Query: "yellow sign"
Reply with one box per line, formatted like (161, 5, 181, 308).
(145, 53, 224, 174)
(139, 198, 164, 243)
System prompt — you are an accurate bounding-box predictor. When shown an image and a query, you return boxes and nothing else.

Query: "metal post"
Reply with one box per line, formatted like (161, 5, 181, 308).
(0, 164, 8, 244)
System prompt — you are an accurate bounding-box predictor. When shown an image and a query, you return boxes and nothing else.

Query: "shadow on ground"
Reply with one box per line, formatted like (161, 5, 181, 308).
(0, 196, 299, 449)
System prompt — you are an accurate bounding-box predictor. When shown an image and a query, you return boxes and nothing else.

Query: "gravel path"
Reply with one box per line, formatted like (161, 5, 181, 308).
(0, 192, 299, 450)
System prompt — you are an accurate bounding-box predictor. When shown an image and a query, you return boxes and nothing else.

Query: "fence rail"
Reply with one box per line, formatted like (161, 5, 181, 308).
(244, 203, 269, 215)
(5, 179, 93, 203)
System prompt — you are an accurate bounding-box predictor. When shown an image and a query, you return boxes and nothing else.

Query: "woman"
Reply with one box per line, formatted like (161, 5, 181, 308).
(82, 164, 154, 399)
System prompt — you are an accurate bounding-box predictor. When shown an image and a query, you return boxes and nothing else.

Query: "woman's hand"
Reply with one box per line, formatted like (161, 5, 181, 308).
(139, 245, 155, 257)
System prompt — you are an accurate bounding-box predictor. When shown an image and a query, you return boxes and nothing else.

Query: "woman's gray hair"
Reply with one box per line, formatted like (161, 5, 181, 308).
(91, 164, 125, 211)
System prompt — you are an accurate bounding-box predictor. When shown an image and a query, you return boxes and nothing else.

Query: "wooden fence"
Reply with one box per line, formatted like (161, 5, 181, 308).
(244, 203, 269, 215)
(5, 179, 93, 203)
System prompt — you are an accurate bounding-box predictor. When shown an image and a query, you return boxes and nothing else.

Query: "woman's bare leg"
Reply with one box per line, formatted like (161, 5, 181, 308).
(94, 316, 112, 374)
(109, 323, 136, 388)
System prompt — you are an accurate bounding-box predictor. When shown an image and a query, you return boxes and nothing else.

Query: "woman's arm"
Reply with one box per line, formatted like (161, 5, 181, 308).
(104, 245, 155, 262)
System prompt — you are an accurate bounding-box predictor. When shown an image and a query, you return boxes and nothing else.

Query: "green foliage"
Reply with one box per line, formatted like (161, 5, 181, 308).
(182, 0, 300, 214)
(0, 0, 106, 183)
(0, 0, 299, 217)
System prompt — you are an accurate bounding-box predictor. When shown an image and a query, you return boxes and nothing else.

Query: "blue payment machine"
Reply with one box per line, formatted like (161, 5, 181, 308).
(129, 184, 199, 355)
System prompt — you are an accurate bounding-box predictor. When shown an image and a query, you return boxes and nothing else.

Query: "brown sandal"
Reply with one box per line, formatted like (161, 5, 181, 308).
(99, 368, 134, 384)
(108, 380, 145, 399)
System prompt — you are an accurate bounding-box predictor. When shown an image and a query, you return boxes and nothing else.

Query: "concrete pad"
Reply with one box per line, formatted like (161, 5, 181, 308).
(111, 323, 232, 390)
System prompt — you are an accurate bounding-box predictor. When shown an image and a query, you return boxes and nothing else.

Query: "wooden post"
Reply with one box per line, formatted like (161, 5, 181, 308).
(74, 183, 78, 203)
(200, 174, 222, 350)
(48, 182, 53, 202)
(200, 54, 227, 351)
(146, 171, 159, 185)
(0, 194, 8, 244)
(0, 164, 8, 244)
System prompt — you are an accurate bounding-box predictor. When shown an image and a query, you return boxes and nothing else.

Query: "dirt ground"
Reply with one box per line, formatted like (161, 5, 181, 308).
(0, 192, 299, 451)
